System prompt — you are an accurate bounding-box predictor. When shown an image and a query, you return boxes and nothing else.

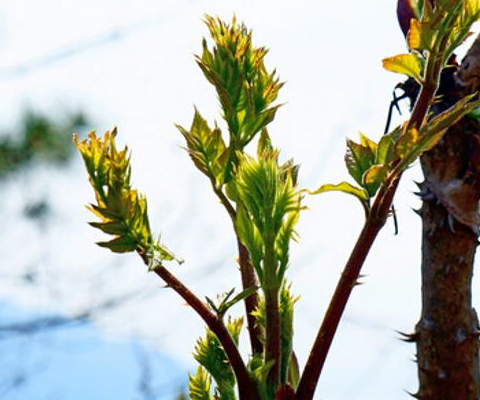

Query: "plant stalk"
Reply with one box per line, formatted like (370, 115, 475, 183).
(296, 54, 439, 400)
(264, 234, 281, 388)
(138, 251, 261, 400)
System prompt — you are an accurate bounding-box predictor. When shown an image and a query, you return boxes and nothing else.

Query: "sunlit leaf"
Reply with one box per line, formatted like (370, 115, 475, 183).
(309, 182, 369, 202)
(395, 127, 419, 160)
(407, 19, 435, 51)
(362, 164, 389, 197)
(345, 138, 376, 187)
(382, 53, 424, 83)
(189, 367, 213, 400)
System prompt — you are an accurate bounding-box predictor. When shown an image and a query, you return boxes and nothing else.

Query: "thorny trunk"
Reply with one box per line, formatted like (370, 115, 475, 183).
(416, 180, 480, 399)
(414, 36, 480, 397)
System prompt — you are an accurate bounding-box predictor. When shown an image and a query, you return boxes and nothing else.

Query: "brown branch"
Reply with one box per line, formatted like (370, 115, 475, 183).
(138, 252, 260, 400)
(296, 52, 439, 400)
(295, 210, 386, 400)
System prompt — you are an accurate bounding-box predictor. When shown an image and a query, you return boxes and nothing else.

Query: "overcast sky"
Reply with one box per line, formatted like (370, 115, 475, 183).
(2, 1, 480, 399)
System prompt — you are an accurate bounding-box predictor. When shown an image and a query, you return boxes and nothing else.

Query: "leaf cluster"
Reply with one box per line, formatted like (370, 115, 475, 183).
(315, 0, 480, 213)
(178, 16, 284, 186)
(384, 0, 480, 84)
(198, 15, 283, 147)
(189, 318, 243, 400)
(235, 149, 302, 289)
(74, 129, 175, 264)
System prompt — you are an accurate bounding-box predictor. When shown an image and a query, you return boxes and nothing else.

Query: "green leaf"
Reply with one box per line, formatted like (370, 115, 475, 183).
(97, 235, 137, 253)
(468, 105, 480, 121)
(309, 182, 369, 202)
(423, 94, 480, 138)
(76, 130, 179, 265)
(226, 317, 244, 345)
(176, 109, 227, 187)
(407, 19, 435, 51)
(257, 128, 273, 158)
(382, 53, 424, 83)
(193, 328, 236, 400)
(395, 126, 419, 160)
(345, 138, 376, 187)
(189, 367, 213, 400)
(362, 164, 389, 197)
(88, 220, 128, 235)
(196, 16, 283, 149)
(376, 126, 401, 165)
(218, 287, 259, 317)
(235, 205, 264, 284)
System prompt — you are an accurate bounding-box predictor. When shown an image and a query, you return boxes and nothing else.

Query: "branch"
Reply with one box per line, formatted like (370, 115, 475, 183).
(139, 252, 260, 400)
(296, 49, 439, 400)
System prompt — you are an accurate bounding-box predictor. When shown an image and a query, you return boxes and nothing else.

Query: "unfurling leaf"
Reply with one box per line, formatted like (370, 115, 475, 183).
(345, 138, 376, 187)
(176, 109, 227, 187)
(235, 151, 303, 288)
(74, 129, 177, 265)
(193, 322, 239, 400)
(207, 287, 258, 317)
(189, 367, 213, 400)
(196, 16, 283, 148)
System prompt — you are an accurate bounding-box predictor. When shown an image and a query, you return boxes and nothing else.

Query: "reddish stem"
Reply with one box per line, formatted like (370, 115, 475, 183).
(295, 209, 387, 400)
(296, 63, 438, 400)
(139, 252, 260, 400)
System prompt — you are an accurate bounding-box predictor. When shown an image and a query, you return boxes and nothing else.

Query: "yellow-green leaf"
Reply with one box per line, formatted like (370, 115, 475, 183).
(362, 164, 389, 197)
(309, 182, 369, 202)
(395, 127, 419, 159)
(382, 53, 424, 83)
(407, 19, 435, 51)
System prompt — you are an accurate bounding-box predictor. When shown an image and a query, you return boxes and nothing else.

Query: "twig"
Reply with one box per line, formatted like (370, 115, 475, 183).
(139, 251, 260, 400)
(296, 56, 438, 400)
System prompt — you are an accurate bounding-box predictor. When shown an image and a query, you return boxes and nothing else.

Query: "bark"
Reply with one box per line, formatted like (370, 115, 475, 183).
(415, 48, 480, 397)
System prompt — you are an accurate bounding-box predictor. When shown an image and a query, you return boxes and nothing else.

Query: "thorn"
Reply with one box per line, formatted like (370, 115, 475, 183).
(413, 180, 424, 190)
(412, 207, 423, 216)
(404, 389, 424, 400)
(396, 330, 418, 343)
(414, 190, 436, 201)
